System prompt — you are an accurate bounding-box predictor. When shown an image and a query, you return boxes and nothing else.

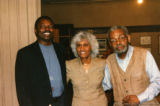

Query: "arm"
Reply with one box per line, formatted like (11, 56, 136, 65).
(65, 61, 73, 106)
(123, 51, 160, 105)
(102, 64, 112, 91)
(66, 61, 71, 84)
(15, 51, 33, 106)
(137, 51, 160, 103)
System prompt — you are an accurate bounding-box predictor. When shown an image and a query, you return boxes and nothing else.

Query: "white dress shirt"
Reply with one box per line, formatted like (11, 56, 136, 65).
(103, 45, 160, 103)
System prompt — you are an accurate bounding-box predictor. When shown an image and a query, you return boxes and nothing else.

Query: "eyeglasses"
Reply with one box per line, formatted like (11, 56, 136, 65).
(110, 35, 127, 43)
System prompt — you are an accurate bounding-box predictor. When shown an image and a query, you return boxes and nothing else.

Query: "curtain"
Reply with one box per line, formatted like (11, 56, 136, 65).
(0, 0, 41, 105)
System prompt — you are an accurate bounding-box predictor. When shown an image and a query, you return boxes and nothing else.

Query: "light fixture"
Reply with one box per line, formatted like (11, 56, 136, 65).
(137, 0, 143, 4)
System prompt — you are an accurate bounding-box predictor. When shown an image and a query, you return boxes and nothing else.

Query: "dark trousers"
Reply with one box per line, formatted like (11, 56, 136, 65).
(51, 94, 65, 106)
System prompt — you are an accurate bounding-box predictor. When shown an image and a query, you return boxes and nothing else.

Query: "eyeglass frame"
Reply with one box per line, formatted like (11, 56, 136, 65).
(109, 34, 128, 44)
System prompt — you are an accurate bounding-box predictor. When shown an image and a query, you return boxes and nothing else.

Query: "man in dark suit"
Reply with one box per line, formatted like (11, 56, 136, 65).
(15, 16, 68, 106)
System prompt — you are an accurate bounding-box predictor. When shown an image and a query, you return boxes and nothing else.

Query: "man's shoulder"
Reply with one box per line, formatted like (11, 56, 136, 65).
(17, 41, 38, 54)
(53, 42, 65, 50)
(105, 53, 116, 65)
(53, 42, 61, 47)
(133, 46, 146, 50)
(107, 53, 116, 60)
(133, 46, 148, 53)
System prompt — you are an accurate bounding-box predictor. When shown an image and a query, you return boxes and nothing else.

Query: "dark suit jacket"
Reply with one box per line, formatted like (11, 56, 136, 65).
(15, 41, 67, 106)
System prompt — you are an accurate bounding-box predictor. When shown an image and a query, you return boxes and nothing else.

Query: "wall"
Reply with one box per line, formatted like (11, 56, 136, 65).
(130, 32, 160, 69)
(42, 0, 160, 27)
(42, 0, 160, 68)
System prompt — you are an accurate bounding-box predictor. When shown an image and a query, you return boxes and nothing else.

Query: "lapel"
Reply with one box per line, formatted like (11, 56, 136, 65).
(52, 42, 66, 86)
(32, 41, 50, 77)
(53, 43, 62, 67)
(27, 41, 52, 91)
(33, 41, 47, 67)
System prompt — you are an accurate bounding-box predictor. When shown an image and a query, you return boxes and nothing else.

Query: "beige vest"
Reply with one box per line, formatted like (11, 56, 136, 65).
(106, 47, 159, 106)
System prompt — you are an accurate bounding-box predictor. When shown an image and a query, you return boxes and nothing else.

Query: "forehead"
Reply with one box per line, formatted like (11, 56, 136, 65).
(38, 19, 53, 25)
(77, 39, 89, 44)
(110, 29, 125, 38)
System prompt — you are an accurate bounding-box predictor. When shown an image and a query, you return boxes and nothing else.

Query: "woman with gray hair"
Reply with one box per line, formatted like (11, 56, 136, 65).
(66, 31, 108, 106)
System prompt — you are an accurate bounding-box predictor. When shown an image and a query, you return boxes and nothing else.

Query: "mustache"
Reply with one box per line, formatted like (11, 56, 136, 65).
(116, 44, 124, 48)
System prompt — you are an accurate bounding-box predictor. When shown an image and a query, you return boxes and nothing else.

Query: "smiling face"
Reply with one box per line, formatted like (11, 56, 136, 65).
(109, 29, 130, 56)
(35, 19, 54, 45)
(76, 39, 91, 59)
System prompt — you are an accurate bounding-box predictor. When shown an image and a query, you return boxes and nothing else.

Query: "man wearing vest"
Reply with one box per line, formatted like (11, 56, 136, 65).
(103, 26, 160, 106)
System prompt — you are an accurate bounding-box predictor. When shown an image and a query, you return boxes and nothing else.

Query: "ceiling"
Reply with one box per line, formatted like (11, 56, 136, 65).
(41, 0, 115, 4)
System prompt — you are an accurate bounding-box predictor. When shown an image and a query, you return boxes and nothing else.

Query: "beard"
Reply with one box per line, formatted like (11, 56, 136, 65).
(113, 44, 128, 55)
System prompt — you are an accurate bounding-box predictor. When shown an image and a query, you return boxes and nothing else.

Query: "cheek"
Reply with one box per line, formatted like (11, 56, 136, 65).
(122, 41, 128, 46)
(76, 48, 80, 53)
(37, 30, 44, 35)
(86, 48, 91, 54)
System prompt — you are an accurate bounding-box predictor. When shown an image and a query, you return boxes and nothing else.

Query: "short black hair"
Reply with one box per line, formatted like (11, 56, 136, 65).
(34, 16, 55, 30)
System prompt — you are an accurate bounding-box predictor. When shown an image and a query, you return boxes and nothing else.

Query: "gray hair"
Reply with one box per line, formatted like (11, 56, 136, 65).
(71, 31, 99, 58)
(107, 26, 129, 41)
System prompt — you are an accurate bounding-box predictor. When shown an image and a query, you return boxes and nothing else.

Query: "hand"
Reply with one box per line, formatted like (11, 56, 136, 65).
(122, 95, 140, 106)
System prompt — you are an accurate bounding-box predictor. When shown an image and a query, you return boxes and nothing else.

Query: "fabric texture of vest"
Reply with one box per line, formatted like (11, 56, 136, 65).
(106, 47, 159, 106)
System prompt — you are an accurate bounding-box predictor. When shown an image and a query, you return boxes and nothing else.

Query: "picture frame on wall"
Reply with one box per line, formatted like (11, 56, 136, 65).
(140, 36, 151, 45)
(97, 39, 107, 52)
